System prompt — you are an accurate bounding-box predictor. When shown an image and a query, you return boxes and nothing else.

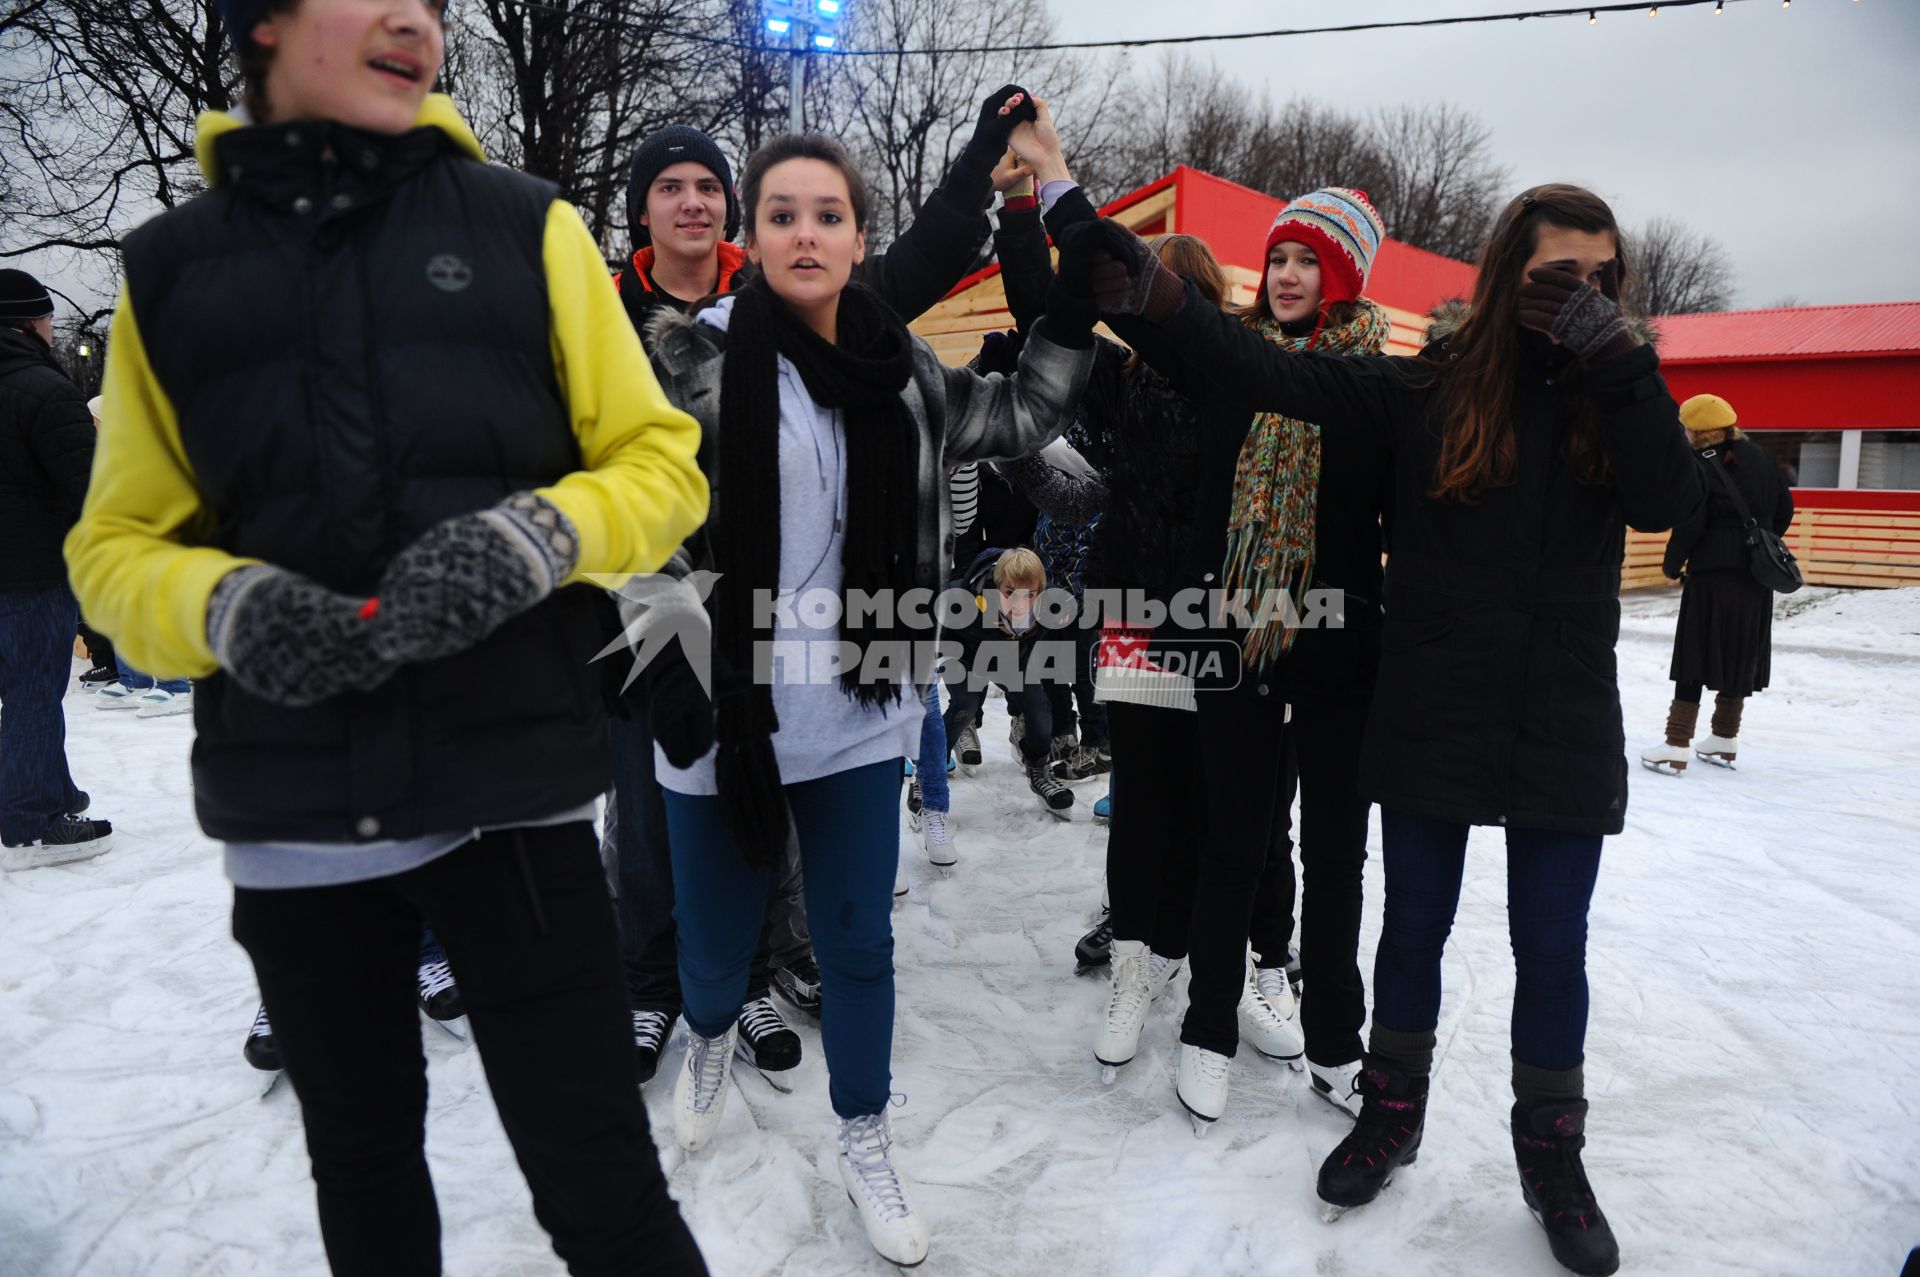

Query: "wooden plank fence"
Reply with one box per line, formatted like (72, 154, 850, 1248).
(1624, 505, 1920, 590)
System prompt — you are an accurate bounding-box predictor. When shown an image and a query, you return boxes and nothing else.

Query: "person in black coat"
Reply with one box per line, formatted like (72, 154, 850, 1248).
(1641, 393, 1793, 774)
(0, 268, 116, 867)
(1086, 184, 1703, 1277)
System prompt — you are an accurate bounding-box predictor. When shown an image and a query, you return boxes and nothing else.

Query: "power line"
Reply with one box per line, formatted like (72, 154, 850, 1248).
(511, 0, 1777, 57)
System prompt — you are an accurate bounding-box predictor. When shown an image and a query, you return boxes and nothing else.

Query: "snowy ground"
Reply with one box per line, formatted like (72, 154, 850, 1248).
(4, 587, 1919, 1277)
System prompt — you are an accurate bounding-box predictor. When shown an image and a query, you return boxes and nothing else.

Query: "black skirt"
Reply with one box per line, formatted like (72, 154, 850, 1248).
(1669, 569, 1774, 695)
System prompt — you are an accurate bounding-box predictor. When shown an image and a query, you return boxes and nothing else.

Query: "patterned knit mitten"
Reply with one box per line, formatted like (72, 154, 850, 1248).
(208, 566, 394, 706)
(370, 492, 579, 665)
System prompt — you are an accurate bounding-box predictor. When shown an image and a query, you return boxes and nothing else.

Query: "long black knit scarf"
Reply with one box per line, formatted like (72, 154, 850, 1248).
(711, 277, 921, 867)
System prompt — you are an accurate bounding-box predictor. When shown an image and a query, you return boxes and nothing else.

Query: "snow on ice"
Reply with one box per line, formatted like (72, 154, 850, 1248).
(3, 587, 1919, 1276)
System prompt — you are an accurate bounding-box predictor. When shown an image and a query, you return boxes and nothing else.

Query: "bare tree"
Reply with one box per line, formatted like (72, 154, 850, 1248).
(1628, 216, 1735, 315)
(1364, 104, 1507, 262)
(0, 0, 238, 317)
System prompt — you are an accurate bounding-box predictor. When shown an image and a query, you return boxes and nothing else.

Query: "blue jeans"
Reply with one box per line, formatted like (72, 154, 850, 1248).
(914, 680, 949, 812)
(665, 760, 899, 1118)
(1372, 808, 1604, 1072)
(114, 652, 189, 694)
(0, 585, 86, 844)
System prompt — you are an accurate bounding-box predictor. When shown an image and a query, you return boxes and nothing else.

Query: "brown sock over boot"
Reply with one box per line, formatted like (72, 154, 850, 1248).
(1664, 699, 1700, 748)
(1711, 694, 1744, 741)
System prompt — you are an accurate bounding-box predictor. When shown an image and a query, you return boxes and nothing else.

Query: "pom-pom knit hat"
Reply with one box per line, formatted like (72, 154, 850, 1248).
(1263, 187, 1386, 306)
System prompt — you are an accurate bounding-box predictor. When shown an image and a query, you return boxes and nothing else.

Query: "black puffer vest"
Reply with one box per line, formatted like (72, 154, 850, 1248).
(120, 116, 612, 842)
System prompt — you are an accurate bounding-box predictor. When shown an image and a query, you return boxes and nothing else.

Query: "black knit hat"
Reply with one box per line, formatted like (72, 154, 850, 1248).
(0, 269, 54, 322)
(626, 126, 740, 250)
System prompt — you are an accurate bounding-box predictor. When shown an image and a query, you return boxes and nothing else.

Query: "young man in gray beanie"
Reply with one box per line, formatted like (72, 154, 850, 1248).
(0, 267, 114, 868)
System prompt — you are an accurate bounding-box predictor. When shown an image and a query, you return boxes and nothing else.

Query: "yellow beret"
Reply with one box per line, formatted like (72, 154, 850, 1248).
(1679, 393, 1737, 434)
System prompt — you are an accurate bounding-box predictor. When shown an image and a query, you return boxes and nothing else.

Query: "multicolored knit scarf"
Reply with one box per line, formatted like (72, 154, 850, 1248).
(1220, 298, 1392, 672)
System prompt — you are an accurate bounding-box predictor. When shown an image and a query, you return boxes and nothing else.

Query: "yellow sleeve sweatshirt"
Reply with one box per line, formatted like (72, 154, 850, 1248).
(65, 195, 708, 680)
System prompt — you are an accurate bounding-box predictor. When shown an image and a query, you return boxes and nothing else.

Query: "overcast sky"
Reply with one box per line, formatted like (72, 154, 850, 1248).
(1042, 0, 1920, 308)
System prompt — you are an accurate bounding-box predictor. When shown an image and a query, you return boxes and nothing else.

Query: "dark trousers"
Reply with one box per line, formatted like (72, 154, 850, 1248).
(232, 823, 705, 1277)
(1046, 624, 1109, 749)
(1107, 687, 1290, 1058)
(608, 707, 805, 1014)
(0, 584, 85, 845)
(1372, 808, 1604, 1072)
(665, 760, 899, 1118)
(1284, 693, 1373, 1068)
(945, 667, 1053, 765)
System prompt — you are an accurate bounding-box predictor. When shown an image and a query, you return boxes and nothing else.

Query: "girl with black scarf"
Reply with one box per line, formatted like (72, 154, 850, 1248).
(628, 133, 1098, 1268)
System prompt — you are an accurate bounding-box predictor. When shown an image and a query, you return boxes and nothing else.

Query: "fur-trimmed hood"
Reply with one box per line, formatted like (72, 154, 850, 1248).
(1422, 297, 1659, 349)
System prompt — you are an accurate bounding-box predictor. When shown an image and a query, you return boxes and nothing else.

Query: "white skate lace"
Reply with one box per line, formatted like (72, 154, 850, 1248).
(249, 1004, 272, 1040)
(839, 1114, 912, 1223)
(686, 1031, 733, 1112)
(1254, 967, 1296, 1018)
(923, 810, 950, 843)
(1147, 952, 1176, 989)
(416, 959, 455, 1000)
(738, 997, 787, 1046)
(1107, 951, 1151, 1025)
(1192, 1047, 1231, 1086)
(632, 1010, 671, 1052)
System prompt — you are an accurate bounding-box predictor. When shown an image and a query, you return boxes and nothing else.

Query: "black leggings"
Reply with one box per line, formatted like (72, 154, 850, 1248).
(233, 823, 706, 1276)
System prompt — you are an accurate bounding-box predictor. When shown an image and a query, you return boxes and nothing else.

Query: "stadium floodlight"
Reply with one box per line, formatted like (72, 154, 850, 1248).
(766, 16, 791, 33)
(816, 0, 842, 17)
(813, 32, 835, 48)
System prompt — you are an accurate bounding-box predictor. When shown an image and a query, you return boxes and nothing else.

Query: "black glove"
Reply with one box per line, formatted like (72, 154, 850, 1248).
(1083, 219, 1188, 324)
(946, 85, 1039, 211)
(1517, 262, 1638, 362)
(208, 565, 395, 707)
(370, 492, 578, 666)
(1041, 220, 1108, 342)
(644, 641, 716, 769)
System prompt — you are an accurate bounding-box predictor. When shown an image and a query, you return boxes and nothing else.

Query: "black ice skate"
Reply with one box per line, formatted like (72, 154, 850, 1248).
(735, 996, 802, 1093)
(772, 954, 823, 1019)
(1024, 754, 1073, 819)
(415, 943, 468, 1040)
(1074, 909, 1113, 972)
(1513, 1099, 1621, 1276)
(633, 1009, 677, 1085)
(1316, 1062, 1427, 1220)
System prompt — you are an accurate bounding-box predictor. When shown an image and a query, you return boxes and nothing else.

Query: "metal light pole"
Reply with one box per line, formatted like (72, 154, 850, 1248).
(764, 0, 844, 135)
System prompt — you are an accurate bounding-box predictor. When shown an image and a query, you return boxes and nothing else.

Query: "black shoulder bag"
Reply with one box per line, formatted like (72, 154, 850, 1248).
(1699, 447, 1803, 594)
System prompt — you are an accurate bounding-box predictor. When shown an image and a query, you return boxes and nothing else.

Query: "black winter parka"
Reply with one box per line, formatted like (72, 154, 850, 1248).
(0, 327, 95, 591)
(1149, 285, 1706, 835)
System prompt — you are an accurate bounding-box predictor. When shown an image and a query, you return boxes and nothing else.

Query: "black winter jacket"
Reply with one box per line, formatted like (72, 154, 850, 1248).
(115, 115, 619, 842)
(1662, 438, 1793, 577)
(1150, 285, 1706, 835)
(0, 327, 95, 591)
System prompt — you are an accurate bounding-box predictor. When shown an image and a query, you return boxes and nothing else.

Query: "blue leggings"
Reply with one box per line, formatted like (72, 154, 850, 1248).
(1372, 808, 1603, 1072)
(914, 681, 949, 812)
(665, 760, 900, 1118)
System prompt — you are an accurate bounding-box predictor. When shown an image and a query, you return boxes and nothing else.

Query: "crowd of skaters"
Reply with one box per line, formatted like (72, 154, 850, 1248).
(3, 0, 1824, 1274)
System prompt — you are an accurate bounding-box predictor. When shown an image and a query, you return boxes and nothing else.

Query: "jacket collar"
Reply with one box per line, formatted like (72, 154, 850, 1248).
(0, 325, 58, 376)
(194, 95, 484, 215)
(622, 240, 749, 302)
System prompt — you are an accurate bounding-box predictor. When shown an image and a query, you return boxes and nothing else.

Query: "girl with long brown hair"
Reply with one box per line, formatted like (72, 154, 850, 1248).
(1084, 182, 1703, 1276)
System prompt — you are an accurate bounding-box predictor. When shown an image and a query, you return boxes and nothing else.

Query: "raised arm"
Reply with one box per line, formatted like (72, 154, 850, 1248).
(860, 86, 1038, 322)
(996, 450, 1109, 524)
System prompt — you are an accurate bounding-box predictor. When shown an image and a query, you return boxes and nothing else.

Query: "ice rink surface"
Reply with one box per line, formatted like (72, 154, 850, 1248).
(4, 586, 1918, 1277)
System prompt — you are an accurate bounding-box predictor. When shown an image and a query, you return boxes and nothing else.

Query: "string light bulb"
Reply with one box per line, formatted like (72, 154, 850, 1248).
(1649, 5, 1658, 14)
(1588, 9, 1596, 22)
(1715, 0, 1723, 11)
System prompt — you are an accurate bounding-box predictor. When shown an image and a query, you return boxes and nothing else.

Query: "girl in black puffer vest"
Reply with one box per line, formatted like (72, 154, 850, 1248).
(65, 3, 710, 1272)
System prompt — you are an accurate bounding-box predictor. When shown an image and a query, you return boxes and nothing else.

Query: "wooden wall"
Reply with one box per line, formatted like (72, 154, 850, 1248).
(1624, 502, 1920, 590)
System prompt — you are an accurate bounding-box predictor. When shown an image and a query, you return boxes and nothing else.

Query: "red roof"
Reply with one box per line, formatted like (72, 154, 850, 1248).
(940, 165, 1477, 320)
(1653, 302, 1920, 363)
